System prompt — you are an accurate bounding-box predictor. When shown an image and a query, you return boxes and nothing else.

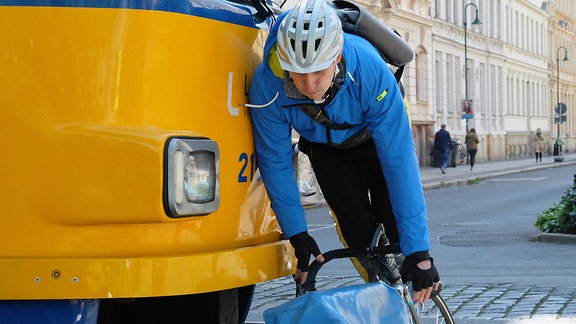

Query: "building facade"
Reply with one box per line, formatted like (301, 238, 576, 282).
(546, 1, 575, 156)
(430, 0, 553, 162)
(369, 0, 575, 165)
(503, 0, 550, 159)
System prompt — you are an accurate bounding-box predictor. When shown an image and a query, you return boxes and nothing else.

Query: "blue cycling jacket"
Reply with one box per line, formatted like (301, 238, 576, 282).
(248, 13, 430, 256)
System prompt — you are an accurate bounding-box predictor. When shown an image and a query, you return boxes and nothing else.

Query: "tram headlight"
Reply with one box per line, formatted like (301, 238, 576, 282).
(165, 138, 220, 217)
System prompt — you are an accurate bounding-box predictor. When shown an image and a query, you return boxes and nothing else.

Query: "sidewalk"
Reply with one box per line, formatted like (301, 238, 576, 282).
(419, 153, 576, 190)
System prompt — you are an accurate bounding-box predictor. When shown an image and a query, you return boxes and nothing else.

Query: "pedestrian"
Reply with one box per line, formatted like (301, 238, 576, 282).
(533, 128, 546, 163)
(434, 124, 452, 174)
(248, 0, 439, 304)
(465, 128, 480, 170)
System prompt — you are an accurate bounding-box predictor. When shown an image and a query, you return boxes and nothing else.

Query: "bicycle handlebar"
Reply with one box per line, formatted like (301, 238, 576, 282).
(300, 245, 400, 293)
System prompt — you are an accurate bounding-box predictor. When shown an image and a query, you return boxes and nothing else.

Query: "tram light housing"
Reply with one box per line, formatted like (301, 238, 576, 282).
(165, 138, 219, 217)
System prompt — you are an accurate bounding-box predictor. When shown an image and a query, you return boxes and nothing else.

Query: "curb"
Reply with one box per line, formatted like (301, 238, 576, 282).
(421, 159, 576, 191)
(421, 171, 520, 190)
(530, 232, 576, 244)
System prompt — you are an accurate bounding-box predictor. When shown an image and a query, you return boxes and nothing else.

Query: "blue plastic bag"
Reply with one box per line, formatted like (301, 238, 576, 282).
(263, 281, 410, 323)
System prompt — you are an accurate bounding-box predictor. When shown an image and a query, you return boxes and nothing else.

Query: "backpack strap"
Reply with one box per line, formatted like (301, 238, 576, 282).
(284, 103, 354, 130)
(394, 64, 405, 83)
(284, 103, 359, 147)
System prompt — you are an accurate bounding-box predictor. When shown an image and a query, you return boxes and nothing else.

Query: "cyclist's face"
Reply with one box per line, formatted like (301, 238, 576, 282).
(289, 53, 342, 101)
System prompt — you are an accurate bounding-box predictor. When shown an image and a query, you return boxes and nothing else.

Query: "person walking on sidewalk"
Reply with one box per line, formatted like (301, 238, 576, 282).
(465, 128, 480, 170)
(248, 0, 439, 304)
(533, 128, 546, 163)
(434, 124, 452, 173)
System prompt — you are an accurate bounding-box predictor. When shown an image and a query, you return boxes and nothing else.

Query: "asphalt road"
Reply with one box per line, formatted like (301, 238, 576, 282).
(427, 166, 576, 288)
(246, 165, 576, 323)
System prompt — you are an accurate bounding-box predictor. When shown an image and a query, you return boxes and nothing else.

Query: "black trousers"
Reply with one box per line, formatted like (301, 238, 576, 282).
(299, 137, 399, 249)
(468, 149, 478, 167)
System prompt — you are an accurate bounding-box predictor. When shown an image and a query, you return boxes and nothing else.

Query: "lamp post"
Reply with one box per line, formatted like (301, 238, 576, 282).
(554, 46, 569, 163)
(463, 2, 481, 164)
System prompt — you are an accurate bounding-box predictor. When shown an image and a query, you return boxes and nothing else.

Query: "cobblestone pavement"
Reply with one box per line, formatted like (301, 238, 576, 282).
(247, 275, 576, 323)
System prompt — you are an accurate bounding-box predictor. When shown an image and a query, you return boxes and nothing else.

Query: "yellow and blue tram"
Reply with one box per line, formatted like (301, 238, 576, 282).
(0, 0, 292, 322)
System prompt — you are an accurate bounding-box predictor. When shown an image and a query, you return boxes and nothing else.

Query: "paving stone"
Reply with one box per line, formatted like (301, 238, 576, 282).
(248, 277, 576, 322)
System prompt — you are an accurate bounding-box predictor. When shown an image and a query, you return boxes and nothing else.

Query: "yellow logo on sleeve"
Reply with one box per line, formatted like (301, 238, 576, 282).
(376, 89, 388, 101)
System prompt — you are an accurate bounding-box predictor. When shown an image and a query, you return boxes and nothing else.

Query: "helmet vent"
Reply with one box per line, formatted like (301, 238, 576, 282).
(315, 39, 321, 51)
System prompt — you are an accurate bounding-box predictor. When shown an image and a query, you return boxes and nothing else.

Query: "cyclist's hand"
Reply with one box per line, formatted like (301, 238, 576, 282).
(401, 251, 440, 304)
(288, 232, 324, 284)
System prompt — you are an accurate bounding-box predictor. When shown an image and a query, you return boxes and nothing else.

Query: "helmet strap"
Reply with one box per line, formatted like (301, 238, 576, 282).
(317, 60, 345, 105)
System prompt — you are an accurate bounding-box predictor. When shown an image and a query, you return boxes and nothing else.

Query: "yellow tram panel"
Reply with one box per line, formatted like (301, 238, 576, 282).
(0, 4, 294, 299)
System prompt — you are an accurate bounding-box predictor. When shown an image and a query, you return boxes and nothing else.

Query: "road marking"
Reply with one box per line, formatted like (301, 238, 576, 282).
(308, 224, 336, 233)
(441, 222, 494, 226)
(490, 177, 547, 181)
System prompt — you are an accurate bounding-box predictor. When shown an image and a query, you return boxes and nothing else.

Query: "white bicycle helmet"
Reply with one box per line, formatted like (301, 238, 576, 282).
(277, 0, 344, 73)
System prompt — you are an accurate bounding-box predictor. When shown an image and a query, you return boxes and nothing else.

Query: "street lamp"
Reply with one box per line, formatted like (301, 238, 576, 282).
(554, 46, 569, 162)
(463, 2, 481, 164)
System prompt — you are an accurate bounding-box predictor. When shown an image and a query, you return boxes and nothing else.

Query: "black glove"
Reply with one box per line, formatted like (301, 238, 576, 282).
(400, 251, 440, 291)
(288, 231, 322, 272)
